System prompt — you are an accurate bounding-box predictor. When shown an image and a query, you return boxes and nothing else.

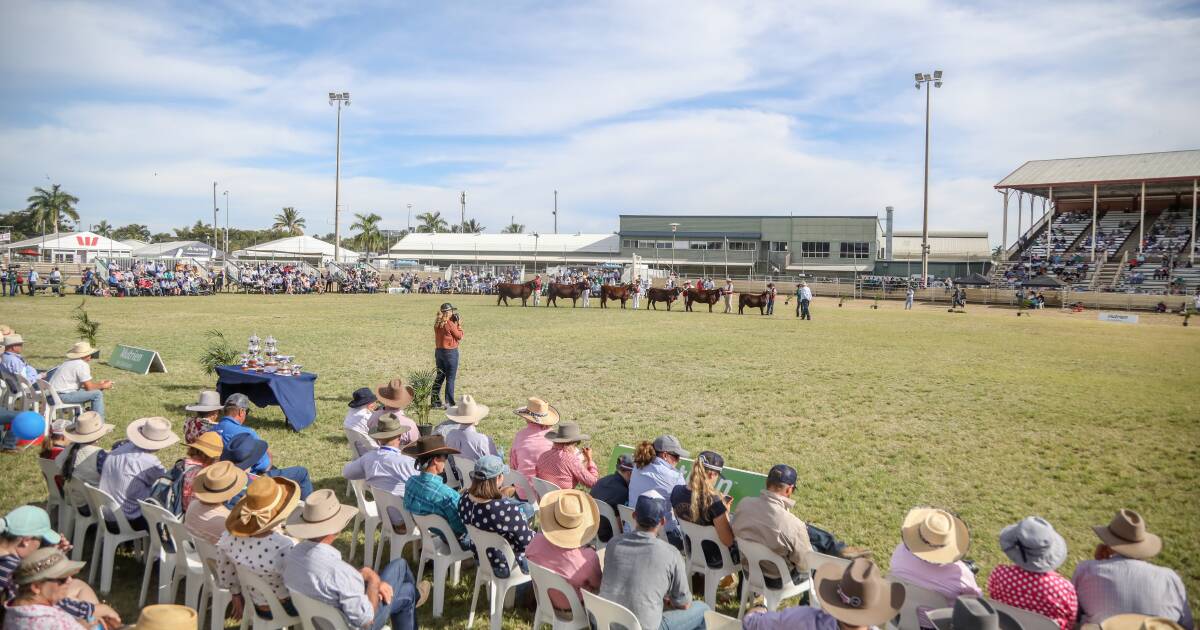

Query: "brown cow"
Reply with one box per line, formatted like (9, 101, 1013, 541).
(546, 281, 589, 307)
(645, 286, 682, 310)
(495, 280, 537, 306)
(685, 287, 722, 312)
(600, 284, 634, 309)
(738, 291, 770, 315)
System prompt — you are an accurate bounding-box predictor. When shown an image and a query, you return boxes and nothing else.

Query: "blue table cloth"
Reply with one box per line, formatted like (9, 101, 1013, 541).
(215, 365, 318, 431)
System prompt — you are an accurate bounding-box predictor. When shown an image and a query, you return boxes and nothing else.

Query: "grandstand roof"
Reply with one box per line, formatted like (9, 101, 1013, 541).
(389, 232, 619, 254)
(234, 235, 359, 262)
(996, 150, 1200, 199)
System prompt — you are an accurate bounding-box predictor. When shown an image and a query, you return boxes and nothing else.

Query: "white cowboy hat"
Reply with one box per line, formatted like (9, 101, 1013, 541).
(285, 489, 358, 539)
(125, 417, 180, 451)
(64, 411, 114, 444)
(65, 341, 100, 359)
(446, 395, 489, 424)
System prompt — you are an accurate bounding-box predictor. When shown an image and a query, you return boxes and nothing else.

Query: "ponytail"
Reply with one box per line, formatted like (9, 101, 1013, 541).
(633, 441, 656, 468)
(686, 460, 718, 523)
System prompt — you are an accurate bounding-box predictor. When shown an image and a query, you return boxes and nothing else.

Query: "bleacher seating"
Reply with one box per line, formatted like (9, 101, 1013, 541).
(1079, 210, 1139, 261)
(1142, 210, 1192, 259)
(1023, 212, 1090, 260)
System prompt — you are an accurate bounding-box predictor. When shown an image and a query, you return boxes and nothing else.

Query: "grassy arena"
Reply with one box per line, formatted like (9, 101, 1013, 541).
(2, 293, 1197, 626)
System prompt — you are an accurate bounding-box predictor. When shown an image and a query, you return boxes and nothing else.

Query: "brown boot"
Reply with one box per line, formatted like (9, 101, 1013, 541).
(414, 581, 432, 608)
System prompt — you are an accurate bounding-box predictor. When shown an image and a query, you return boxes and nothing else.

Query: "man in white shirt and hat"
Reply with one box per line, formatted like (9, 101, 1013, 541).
(48, 341, 112, 417)
(444, 395, 500, 462)
(342, 414, 419, 497)
(99, 417, 179, 531)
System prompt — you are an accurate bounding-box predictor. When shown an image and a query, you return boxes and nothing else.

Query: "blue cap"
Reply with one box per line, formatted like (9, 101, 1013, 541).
(767, 464, 797, 486)
(634, 490, 669, 527)
(1, 505, 60, 545)
(220, 433, 268, 471)
(471, 455, 509, 481)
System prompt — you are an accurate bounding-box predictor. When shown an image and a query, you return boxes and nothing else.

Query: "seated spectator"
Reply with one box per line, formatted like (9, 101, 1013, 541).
(535, 422, 598, 491)
(742, 557, 904, 630)
(282, 489, 429, 630)
(458, 456, 533, 579)
(56, 412, 113, 516)
(342, 414, 418, 497)
(987, 517, 1076, 630)
(182, 390, 223, 444)
(126, 605, 198, 628)
(1073, 509, 1192, 629)
(508, 398, 559, 500)
(369, 379, 420, 444)
(47, 342, 111, 417)
(731, 464, 812, 588)
(525, 489, 602, 615)
(178, 432, 224, 513)
(343, 387, 379, 436)
(38, 421, 68, 491)
(1, 334, 43, 384)
(185, 461, 247, 546)
(927, 596, 1022, 630)
(600, 491, 709, 630)
(445, 395, 501, 461)
(212, 393, 313, 499)
(670, 450, 735, 568)
(100, 417, 179, 531)
(888, 506, 981, 620)
(217, 476, 301, 622)
(4, 548, 94, 630)
(401, 435, 469, 548)
(589, 454, 634, 543)
(627, 435, 689, 546)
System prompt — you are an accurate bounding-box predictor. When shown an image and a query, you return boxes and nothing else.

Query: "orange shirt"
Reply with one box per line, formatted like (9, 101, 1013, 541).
(435, 320, 463, 349)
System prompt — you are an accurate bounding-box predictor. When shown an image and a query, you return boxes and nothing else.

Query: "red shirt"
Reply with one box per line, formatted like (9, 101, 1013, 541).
(986, 564, 1077, 630)
(434, 320, 463, 350)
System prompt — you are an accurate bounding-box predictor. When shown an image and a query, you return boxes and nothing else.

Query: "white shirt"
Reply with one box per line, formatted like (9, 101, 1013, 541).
(343, 407, 374, 434)
(49, 358, 92, 393)
(217, 530, 297, 606)
(800, 286, 813, 301)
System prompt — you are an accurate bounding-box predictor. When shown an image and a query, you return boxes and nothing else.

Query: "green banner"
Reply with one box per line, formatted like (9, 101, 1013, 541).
(607, 444, 766, 509)
(108, 344, 167, 375)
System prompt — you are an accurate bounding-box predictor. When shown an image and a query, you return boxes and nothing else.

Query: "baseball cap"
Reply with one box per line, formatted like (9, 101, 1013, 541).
(697, 451, 725, 474)
(615, 454, 634, 472)
(224, 393, 251, 410)
(440, 302, 456, 312)
(767, 464, 797, 487)
(471, 455, 509, 481)
(634, 490, 669, 527)
(652, 435, 690, 458)
(1, 505, 61, 545)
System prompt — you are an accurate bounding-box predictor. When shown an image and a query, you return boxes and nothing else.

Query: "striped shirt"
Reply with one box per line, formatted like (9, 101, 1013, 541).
(1073, 556, 1193, 629)
(535, 446, 598, 490)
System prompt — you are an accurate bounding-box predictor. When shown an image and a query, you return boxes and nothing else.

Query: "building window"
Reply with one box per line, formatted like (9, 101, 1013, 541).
(727, 241, 756, 251)
(622, 239, 633, 248)
(800, 242, 830, 258)
(656, 241, 672, 249)
(770, 241, 789, 252)
(688, 241, 723, 250)
(839, 242, 871, 259)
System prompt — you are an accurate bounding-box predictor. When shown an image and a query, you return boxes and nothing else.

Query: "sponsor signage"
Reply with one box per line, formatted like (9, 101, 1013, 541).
(75, 235, 99, 247)
(607, 444, 766, 509)
(0, 232, 10, 243)
(1098, 312, 1138, 324)
(108, 344, 168, 375)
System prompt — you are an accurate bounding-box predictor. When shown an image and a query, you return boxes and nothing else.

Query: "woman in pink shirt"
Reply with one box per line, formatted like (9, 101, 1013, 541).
(525, 489, 602, 616)
(534, 422, 598, 491)
(508, 398, 559, 498)
(988, 517, 1077, 630)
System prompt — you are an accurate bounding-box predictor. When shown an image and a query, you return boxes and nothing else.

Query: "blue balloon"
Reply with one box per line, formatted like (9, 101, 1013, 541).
(11, 411, 46, 441)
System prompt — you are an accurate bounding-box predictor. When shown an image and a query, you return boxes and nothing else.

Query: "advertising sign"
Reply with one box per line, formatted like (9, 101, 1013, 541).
(109, 344, 168, 375)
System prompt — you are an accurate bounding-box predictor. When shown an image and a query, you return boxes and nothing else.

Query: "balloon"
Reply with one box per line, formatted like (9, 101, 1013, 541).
(11, 411, 46, 441)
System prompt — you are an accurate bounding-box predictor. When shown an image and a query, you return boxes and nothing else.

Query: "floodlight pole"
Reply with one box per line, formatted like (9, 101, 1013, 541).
(915, 70, 943, 288)
(1192, 179, 1197, 264)
(329, 91, 351, 263)
(669, 222, 680, 273)
(212, 182, 219, 249)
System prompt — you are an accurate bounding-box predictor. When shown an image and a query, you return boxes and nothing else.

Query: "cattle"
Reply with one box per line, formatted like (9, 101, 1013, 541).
(685, 287, 722, 312)
(600, 284, 634, 309)
(495, 280, 537, 306)
(645, 287, 682, 310)
(738, 291, 770, 315)
(546, 281, 589, 307)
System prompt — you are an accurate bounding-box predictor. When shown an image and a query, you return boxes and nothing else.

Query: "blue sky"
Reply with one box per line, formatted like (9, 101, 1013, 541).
(1, 0, 1198, 243)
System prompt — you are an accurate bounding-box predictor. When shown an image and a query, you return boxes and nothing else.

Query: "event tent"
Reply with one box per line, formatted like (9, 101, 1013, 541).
(2, 231, 133, 263)
(233, 235, 359, 263)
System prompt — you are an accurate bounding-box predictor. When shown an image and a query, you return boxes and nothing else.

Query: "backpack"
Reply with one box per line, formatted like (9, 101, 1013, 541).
(147, 459, 188, 517)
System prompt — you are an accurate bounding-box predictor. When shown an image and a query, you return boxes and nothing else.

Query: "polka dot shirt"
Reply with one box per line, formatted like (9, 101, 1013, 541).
(458, 495, 533, 578)
(987, 564, 1078, 630)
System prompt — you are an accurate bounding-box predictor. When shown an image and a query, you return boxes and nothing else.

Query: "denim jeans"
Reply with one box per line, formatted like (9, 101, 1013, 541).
(659, 601, 710, 630)
(1, 408, 18, 449)
(266, 466, 314, 499)
(431, 348, 458, 407)
(800, 299, 811, 320)
(58, 389, 105, 417)
(371, 559, 420, 630)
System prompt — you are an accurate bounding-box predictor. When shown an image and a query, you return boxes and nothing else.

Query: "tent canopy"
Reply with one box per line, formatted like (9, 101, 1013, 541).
(234, 235, 358, 263)
(953, 273, 993, 286)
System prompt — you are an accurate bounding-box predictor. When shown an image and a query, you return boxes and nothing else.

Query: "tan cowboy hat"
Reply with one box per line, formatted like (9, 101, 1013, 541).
(814, 557, 905, 627)
(64, 411, 114, 444)
(376, 378, 414, 408)
(226, 475, 300, 537)
(192, 461, 248, 505)
(514, 398, 560, 426)
(14, 547, 86, 585)
(185, 390, 223, 413)
(446, 395, 489, 424)
(1092, 509, 1161, 560)
(285, 489, 358, 539)
(126, 417, 180, 451)
(65, 340, 100, 359)
(369, 413, 412, 441)
(545, 422, 589, 444)
(1102, 615, 1184, 630)
(3, 333, 23, 347)
(132, 604, 198, 630)
(538, 489, 599, 549)
(187, 431, 224, 459)
(400, 434, 460, 459)
(0, 324, 12, 337)
(901, 507, 970, 565)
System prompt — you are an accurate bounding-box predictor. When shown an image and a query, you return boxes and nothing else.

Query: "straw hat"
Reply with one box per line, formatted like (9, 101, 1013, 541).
(1092, 509, 1161, 560)
(1102, 615, 1185, 630)
(65, 341, 100, 360)
(3, 333, 24, 347)
(538, 489, 599, 549)
(187, 431, 224, 459)
(369, 413, 412, 441)
(901, 507, 970, 565)
(131, 605, 198, 630)
(285, 489, 358, 539)
(126, 417, 180, 451)
(226, 475, 300, 537)
(0, 324, 12, 337)
(929, 596, 1022, 630)
(545, 422, 589, 444)
(13, 547, 85, 585)
(64, 411, 113, 444)
(185, 390, 223, 413)
(814, 557, 905, 627)
(514, 398, 560, 426)
(376, 378, 414, 408)
(446, 395, 489, 425)
(192, 461, 248, 505)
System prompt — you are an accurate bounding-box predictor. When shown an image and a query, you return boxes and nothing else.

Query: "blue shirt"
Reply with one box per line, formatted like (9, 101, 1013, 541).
(0, 351, 37, 382)
(627, 457, 686, 532)
(341, 446, 418, 497)
(282, 541, 374, 628)
(213, 416, 271, 474)
(404, 471, 465, 537)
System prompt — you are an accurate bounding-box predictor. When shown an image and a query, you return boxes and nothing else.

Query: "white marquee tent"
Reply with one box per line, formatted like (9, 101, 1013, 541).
(3, 231, 133, 263)
(233, 235, 359, 263)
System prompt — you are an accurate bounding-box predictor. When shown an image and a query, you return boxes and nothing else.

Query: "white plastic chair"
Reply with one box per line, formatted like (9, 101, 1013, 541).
(805, 550, 850, 610)
(235, 563, 301, 630)
(36, 457, 68, 534)
(412, 512, 473, 618)
(37, 378, 83, 422)
(291, 589, 384, 630)
(988, 599, 1062, 630)
(532, 477, 563, 497)
(194, 538, 240, 630)
(677, 519, 739, 607)
(464, 525, 532, 629)
(82, 482, 149, 594)
(582, 589, 642, 630)
(451, 454, 477, 489)
(502, 469, 538, 504)
(138, 500, 187, 607)
(347, 479, 381, 565)
(735, 538, 811, 618)
(443, 455, 466, 490)
(705, 609, 743, 630)
(344, 429, 376, 497)
(528, 560, 589, 630)
(64, 478, 98, 562)
(889, 580, 948, 630)
(592, 500, 620, 546)
(616, 504, 637, 534)
(371, 488, 421, 569)
(161, 515, 204, 610)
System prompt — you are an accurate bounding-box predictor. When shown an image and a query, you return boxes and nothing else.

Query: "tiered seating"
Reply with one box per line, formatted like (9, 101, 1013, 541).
(1142, 210, 1192, 259)
(1079, 210, 1139, 261)
(1022, 212, 1090, 260)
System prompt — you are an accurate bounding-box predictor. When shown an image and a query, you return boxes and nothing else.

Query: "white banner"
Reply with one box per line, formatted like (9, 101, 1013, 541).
(0, 232, 10, 243)
(1098, 312, 1138, 324)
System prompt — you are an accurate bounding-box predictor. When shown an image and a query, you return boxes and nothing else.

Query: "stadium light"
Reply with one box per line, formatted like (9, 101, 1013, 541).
(669, 222, 680, 273)
(329, 90, 351, 262)
(914, 70, 945, 288)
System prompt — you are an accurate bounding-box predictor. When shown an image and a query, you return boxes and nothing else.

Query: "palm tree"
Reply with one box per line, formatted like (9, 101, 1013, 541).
(92, 220, 113, 237)
(351, 212, 383, 254)
(416, 211, 449, 233)
(113, 224, 151, 241)
(272, 207, 306, 235)
(26, 184, 80, 234)
(501, 222, 525, 234)
(461, 219, 485, 234)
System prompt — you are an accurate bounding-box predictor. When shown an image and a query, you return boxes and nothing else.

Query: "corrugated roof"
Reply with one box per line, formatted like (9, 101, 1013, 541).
(4, 231, 133, 252)
(390, 233, 619, 254)
(996, 150, 1200, 188)
(235, 235, 358, 261)
(132, 240, 218, 257)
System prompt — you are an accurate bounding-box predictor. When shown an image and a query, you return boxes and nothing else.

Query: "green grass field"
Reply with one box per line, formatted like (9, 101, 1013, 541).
(2, 293, 1197, 627)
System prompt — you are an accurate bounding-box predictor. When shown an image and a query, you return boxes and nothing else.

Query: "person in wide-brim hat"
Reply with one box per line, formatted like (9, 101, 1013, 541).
(401, 434, 460, 459)
(226, 475, 300, 537)
(130, 604, 198, 630)
(998, 516, 1067, 573)
(445, 395, 489, 425)
(376, 378, 415, 408)
(815, 557, 905, 627)
(514, 397, 560, 426)
(63, 411, 113, 444)
(285, 488, 358, 539)
(538, 489, 600, 549)
(545, 422, 589, 443)
(1092, 508, 1161, 560)
(192, 461, 248, 505)
(929, 596, 1023, 630)
(901, 506, 970, 565)
(65, 341, 100, 360)
(126, 417, 180, 451)
(369, 412, 413, 442)
(187, 431, 224, 459)
(1101, 615, 1186, 630)
(185, 390, 223, 413)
